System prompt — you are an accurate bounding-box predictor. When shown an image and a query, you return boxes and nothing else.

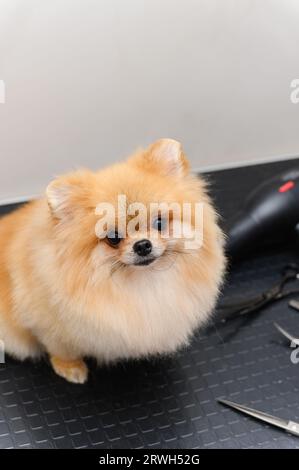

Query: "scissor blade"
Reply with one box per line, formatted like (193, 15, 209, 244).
(218, 399, 290, 432)
(274, 322, 299, 346)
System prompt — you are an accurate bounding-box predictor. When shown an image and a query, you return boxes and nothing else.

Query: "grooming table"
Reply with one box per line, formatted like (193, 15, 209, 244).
(1, 159, 299, 449)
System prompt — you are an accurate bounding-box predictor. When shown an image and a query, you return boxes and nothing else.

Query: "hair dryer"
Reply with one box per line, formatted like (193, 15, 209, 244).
(226, 168, 299, 260)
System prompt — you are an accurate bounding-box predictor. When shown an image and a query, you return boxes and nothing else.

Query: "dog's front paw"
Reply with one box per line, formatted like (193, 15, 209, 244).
(50, 356, 88, 384)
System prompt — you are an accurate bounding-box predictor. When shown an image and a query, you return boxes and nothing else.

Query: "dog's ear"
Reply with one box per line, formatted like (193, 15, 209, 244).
(130, 139, 189, 177)
(46, 170, 94, 219)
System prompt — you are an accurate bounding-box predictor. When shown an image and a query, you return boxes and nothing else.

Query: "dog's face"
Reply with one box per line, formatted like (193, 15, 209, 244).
(46, 139, 223, 285)
(103, 212, 170, 268)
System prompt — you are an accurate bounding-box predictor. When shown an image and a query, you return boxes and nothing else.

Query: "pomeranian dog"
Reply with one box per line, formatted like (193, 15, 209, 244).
(0, 139, 225, 383)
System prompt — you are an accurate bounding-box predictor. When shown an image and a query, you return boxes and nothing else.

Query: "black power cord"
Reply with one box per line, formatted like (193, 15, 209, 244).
(217, 263, 299, 324)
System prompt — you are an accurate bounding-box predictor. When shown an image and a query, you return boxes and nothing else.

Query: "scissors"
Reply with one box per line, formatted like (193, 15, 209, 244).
(218, 399, 299, 437)
(218, 264, 299, 323)
(274, 322, 299, 346)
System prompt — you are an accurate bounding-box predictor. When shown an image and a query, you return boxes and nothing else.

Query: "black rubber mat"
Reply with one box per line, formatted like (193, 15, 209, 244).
(1, 159, 299, 449)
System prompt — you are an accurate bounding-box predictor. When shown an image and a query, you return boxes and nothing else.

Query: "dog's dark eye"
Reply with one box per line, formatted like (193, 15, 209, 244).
(152, 216, 166, 232)
(106, 230, 122, 247)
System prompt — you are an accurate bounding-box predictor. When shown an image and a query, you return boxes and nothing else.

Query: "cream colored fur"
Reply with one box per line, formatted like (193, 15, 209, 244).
(0, 139, 225, 383)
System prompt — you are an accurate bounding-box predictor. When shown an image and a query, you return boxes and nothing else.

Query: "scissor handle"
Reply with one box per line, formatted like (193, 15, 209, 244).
(287, 421, 299, 436)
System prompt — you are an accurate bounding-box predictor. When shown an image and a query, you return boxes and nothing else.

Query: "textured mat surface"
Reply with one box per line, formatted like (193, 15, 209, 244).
(1, 159, 299, 449)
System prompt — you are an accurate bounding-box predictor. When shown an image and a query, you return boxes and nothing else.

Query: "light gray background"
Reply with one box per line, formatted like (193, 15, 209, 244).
(1, 0, 299, 203)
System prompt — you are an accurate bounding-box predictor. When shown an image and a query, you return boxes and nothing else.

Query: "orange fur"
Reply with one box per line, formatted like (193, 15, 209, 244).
(0, 139, 226, 383)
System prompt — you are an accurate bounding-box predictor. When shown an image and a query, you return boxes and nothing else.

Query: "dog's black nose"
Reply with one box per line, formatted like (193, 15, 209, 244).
(133, 239, 152, 257)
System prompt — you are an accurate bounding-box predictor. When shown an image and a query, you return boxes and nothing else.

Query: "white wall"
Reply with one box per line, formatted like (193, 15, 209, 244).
(1, 0, 299, 203)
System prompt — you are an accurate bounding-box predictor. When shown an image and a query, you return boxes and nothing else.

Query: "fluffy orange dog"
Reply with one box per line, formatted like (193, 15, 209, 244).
(0, 139, 225, 383)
